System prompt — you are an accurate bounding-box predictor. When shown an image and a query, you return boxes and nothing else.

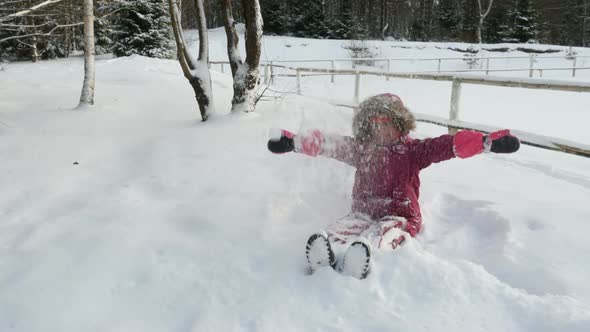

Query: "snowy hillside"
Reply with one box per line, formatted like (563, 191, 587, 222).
(1, 31, 590, 332)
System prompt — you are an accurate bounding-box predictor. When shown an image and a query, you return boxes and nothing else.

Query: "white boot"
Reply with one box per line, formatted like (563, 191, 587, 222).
(305, 231, 336, 272)
(339, 238, 371, 279)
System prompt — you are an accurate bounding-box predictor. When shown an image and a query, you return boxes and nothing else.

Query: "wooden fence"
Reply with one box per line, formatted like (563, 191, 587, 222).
(210, 60, 590, 158)
(256, 54, 590, 78)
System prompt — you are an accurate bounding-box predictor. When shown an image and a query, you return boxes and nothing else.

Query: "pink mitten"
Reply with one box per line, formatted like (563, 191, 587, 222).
(295, 129, 324, 157)
(454, 129, 519, 158)
(453, 130, 485, 159)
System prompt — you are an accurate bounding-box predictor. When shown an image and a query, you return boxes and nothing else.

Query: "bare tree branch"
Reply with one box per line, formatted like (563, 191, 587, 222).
(0, 21, 54, 28)
(0, 0, 63, 23)
(0, 8, 125, 44)
(0, 21, 82, 43)
(253, 84, 269, 106)
(15, 38, 33, 47)
(0, 0, 32, 6)
(479, 0, 494, 20)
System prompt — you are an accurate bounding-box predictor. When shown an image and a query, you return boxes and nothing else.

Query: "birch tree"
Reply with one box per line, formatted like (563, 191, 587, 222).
(79, 0, 95, 106)
(168, 0, 213, 121)
(221, 0, 242, 100)
(476, 0, 494, 43)
(222, 0, 262, 113)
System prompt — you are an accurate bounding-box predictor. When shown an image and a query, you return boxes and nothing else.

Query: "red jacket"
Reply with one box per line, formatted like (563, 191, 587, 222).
(319, 134, 457, 237)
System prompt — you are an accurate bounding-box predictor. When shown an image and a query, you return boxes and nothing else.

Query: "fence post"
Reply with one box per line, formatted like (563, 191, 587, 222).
(331, 60, 335, 83)
(220, 63, 224, 73)
(529, 54, 534, 77)
(438, 59, 442, 73)
(572, 56, 577, 77)
(485, 58, 490, 75)
(269, 62, 274, 85)
(387, 59, 391, 81)
(296, 69, 301, 95)
(449, 79, 462, 135)
(354, 71, 360, 103)
(264, 63, 269, 84)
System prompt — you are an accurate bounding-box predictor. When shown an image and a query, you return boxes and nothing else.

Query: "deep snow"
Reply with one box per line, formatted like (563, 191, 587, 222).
(1, 30, 589, 331)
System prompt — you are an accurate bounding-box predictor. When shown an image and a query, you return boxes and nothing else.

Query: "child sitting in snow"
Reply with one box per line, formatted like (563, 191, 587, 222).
(267, 93, 520, 279)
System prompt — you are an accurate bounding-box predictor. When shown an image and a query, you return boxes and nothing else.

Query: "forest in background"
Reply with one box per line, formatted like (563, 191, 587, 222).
(1, 0, 589, 62)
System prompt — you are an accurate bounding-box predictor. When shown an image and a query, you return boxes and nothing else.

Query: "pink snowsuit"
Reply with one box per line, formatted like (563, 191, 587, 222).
(295, 129, 486, 249)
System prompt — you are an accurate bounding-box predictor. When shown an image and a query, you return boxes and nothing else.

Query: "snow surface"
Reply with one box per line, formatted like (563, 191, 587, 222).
(1, 30, 590, 331)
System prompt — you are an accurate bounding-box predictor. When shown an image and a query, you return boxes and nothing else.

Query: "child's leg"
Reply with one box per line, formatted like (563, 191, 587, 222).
(361, 216, 407, 250)
(324, 214, 374, 279)
(306, 214, 371, 275)
(325, 213, 373, 246)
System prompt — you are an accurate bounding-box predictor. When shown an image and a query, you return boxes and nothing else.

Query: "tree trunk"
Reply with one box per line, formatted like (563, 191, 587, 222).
(28, 15, 39, 62)
(31, 36, 39, 62)
(63, 0, 71, 57)
(194, 0, 208, 61)
(168, 0, 213, 121)
(78, 0, 95, 106)
(230, 0, 262, 113)
(476, 0, 494, 43)
(476, 17, 483, 43)
(222, 0, 241, 77)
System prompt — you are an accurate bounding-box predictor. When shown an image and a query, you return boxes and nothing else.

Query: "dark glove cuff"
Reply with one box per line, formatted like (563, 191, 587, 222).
(268, 136, 295, 153)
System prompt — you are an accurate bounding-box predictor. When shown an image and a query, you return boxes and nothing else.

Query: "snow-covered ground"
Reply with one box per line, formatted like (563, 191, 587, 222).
(1, 30, 590, 331)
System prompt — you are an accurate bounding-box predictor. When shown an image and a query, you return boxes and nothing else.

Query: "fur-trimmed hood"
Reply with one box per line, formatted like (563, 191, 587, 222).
(352, 94, 416, 140)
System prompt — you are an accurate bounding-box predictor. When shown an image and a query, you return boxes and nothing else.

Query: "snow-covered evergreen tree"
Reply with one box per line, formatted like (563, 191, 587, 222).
(437, 0, 462, 41)
(111, 0, 174, 58)
(291, 0, 330, 38)
(260, 0, 291, 36)
(502, 0, 539, 43)
(512, 0, 538, 42)
(94, 0, 114, 55)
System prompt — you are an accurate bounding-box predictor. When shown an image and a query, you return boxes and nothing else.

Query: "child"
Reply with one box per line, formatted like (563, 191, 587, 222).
(267, 93, 520, 279)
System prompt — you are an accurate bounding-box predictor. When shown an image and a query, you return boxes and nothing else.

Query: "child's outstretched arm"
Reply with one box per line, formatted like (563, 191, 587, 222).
(454, 129, 520, 158)
(267, 129, 357, 166)
(413, 129, 520, 169)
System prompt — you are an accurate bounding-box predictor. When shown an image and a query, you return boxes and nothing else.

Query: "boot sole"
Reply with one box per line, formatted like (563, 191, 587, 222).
(305, 232, 336, 271)
(341, 241, 371, 279)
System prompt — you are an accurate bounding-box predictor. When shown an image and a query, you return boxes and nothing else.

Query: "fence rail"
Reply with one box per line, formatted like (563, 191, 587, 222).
(238, 54, 590, 78)
(331, 102, 590, 158)
(212, 53, 590, 79)
(256, 55, 590, 63)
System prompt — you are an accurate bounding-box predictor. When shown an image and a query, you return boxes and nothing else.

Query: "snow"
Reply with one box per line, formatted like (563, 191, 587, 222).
(1, 30, 590, 331)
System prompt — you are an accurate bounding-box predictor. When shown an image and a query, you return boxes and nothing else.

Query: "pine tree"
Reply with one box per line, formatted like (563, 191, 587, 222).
(502, 0, 539, 43)
(260, 0, 290, 35)
(291, 0, 330, 38)
(334, 0, 354, 39)
(438, 0, 463, 40)
(95, 0, 114, 55)
(483, 10, 505, 43)
(511, 0, 539, 42)
(462, 0, 479, 43)
(111, 0, 175, 58)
